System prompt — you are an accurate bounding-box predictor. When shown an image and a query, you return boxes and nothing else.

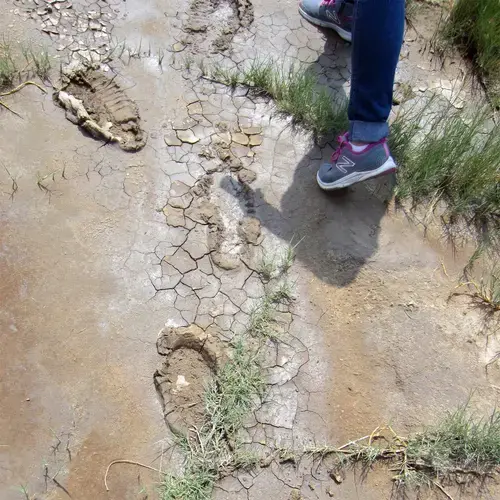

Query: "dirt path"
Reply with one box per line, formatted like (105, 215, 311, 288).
(1, 1, 500, 499)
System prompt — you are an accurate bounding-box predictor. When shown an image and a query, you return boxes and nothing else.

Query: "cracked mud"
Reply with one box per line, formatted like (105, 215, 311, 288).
(1, 0, 500, 499)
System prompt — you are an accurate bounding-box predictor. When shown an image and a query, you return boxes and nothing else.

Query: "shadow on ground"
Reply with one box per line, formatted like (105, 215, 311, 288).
(229, 146, 395, 287)
(231, 30, 396, 287)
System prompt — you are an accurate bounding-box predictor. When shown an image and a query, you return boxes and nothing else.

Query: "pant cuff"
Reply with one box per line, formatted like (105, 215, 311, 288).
(349, 121, 389, 143)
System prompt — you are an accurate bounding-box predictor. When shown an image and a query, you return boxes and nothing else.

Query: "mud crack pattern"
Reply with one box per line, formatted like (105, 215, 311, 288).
(13, 0, 121, 62)
(1, 0, 493, 498)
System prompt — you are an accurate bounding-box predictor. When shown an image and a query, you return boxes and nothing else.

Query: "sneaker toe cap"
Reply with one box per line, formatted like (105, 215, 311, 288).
(299, 0, 321, 17)
(317, 162, 340, 185)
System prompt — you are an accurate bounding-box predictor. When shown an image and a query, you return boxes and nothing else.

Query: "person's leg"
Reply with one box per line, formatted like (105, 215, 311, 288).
(348, 0, 406, 143)
(316, 0, 405, 190)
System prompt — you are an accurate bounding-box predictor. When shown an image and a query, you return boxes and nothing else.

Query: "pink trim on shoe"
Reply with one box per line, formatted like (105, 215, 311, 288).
(330, 133, 389, 162)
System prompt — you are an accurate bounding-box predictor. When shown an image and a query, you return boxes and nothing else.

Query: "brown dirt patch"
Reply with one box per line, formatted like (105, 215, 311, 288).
(158, 347, 213, 435)
(154, 324, 227, 435)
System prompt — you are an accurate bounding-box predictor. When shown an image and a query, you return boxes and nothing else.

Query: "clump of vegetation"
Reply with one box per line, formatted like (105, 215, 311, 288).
(455, 264, 500, 312)
(0, 39, 51, 88)
(439, 0, 500, 105)
(258, 237, 302, 282)
(391, 100, 500, 231)
(404, 406, 500, 481)
(208, 60, 349, 137)
(161, 250, 296, 499)
(21, 43, 51, 81)
(304, 405, 500, 495)
(0, 40, 17, 88)
(0, 40, 50, 116)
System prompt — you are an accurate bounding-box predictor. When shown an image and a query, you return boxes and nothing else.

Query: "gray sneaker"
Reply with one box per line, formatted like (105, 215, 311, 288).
(317, 134, 397, 190)
(299, 0, 354, 43)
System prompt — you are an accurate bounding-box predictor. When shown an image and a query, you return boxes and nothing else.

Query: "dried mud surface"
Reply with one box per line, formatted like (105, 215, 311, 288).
(1, 0, 500, 499)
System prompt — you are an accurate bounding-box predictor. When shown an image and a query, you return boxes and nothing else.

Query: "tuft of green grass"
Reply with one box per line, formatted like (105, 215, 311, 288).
(269, 280, 295, 304)
(439, 0, 500, 105)
(258, 252, 278, 282)
(248, 295, 278, 340)
(205, 339, 265, 437)
(0, 40, 51, 89)
(21, 43, 51, 81)
(162, 469, 215, 500)
(405, 405, 500, 480)
(258, 239, 302, 282)
(249, 277, 295, 341)
(391, 100, 500, 228)
(211, 66, 240, 88)
(0, 40, 17, 88)
(207, 59, 348, 138)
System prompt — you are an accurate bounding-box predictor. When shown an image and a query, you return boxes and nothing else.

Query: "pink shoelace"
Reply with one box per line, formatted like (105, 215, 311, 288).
(331, 133, 349, 163)
(321, 0, 336, 5)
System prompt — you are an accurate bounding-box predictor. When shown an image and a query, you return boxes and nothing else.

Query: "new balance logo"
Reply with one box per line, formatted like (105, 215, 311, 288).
(326, 9, 340, 24)
(336, 156, 356, 173)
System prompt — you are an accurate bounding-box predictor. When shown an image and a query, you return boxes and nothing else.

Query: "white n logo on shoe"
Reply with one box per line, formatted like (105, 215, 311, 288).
(336, 156, 356, 173)
(326, 9, 341, 24)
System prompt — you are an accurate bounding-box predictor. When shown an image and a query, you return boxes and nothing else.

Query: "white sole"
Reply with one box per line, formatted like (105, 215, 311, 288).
(317, 157, 397, 191)
(298, 6, 352, 43)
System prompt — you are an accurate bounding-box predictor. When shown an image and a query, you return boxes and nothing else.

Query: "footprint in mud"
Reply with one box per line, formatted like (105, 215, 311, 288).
(55, 62, 147, 152)
(184, 0, 254, 53)
(154, 325, 226, 435)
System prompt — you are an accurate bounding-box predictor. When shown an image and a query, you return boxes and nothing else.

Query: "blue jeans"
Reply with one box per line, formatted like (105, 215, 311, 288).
(348, 0, 406, 142)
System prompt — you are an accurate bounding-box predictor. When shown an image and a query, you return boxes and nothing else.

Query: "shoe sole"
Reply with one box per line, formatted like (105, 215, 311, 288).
(298, 6, 352, 43)
(317, 157, 397, 190)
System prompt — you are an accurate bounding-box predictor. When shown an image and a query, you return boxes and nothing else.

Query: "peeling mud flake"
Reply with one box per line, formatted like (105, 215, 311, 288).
(55, 63, 146, 152)
(239, 217, 261, 245)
